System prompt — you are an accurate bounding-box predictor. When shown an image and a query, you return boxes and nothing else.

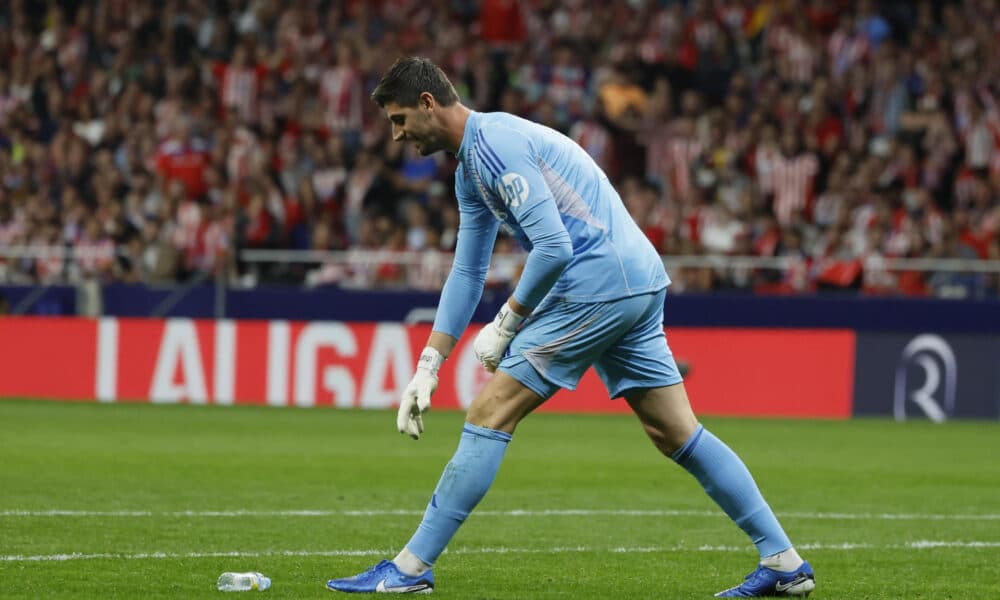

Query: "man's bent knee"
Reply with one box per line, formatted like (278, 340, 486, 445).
(626, 383, 699, 456)
(465, 371, 546, 434)
(641, 421, 697, 456)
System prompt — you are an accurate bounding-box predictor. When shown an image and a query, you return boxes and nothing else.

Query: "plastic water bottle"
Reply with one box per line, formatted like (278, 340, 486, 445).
(216, 572, 272, 592)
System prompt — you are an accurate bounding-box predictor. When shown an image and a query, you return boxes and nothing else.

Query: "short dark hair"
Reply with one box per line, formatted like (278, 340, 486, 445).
(371, 57, 460, 108)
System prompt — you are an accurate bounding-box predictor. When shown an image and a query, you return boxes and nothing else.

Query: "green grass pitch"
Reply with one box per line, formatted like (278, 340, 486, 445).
(1, 399, 998, 598)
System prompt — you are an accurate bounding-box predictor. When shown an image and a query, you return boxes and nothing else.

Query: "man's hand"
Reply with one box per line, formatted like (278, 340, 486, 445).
(473, 302, 526, 372)
(397, 347, 443, 440)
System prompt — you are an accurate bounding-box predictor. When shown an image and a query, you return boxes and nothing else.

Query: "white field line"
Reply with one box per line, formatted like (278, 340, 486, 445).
(2, 508, 1000, 521)
(2, 541, 999, 563)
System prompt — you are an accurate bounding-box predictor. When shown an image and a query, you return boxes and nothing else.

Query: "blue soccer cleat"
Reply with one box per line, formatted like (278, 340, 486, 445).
(715, 561, 815, 597)
(326, 560, 434, 594)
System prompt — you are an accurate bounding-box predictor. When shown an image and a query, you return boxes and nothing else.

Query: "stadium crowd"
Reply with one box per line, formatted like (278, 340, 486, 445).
(1, 0, 999, 297)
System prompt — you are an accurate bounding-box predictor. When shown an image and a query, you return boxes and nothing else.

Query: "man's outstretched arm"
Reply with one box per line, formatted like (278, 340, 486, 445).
(398, 190, 499, 439)
(428, 199, 499, 351)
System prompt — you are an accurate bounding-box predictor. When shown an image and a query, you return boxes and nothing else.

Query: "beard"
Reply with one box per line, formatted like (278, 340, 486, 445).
(412, 131, 442, 156)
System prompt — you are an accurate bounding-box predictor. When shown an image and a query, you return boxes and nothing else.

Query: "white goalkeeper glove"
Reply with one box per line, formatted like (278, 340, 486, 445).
(397, 347, 443, 440)
(473, 302, 526, 373)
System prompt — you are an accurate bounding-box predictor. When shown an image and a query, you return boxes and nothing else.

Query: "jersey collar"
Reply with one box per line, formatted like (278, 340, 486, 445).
(456, 110, 480, 165)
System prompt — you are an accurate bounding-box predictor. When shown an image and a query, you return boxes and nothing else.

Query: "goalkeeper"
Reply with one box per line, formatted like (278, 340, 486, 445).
(326, 57, 815, 598)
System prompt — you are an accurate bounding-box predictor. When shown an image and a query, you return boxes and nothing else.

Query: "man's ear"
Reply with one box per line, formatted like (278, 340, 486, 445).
(419, 92, 435, 110)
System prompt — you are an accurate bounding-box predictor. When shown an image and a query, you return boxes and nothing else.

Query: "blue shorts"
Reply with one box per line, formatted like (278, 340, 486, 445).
(498, 288, 682, 400)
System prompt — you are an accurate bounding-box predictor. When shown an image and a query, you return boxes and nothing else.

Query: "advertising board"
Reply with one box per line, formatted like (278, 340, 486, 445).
(0, 318, 855, 418)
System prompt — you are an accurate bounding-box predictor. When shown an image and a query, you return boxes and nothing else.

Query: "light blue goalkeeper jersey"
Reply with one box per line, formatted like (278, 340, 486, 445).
(432, 111, 670, 340)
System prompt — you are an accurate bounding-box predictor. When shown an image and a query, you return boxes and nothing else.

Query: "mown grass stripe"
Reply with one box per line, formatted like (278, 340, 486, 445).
(3, 508, 999, 521)
(3, 541, 999, 562)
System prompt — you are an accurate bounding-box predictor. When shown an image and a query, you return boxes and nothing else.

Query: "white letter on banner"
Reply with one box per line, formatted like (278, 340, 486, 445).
(149, 319, 208, 404)
(267, 321, 290, 406)
(214, 320, 236, 405)
(294, 323, 358, 407)
(359, 324, 413, 409)
(96, 318, 118, 402)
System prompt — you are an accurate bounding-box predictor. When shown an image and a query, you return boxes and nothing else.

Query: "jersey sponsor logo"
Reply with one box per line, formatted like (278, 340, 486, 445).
(498, 173, 529, 208)
(893, 334, 957, 423)
(469, 164, 514, 234)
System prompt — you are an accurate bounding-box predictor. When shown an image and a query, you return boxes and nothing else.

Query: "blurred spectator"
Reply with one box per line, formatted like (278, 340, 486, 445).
(770, 127, 819, 226)
(155, 119, 209, 200)
(319, 40, 364, 147)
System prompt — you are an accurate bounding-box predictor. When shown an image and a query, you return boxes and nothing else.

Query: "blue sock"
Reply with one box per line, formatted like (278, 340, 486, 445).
(672, 424, 792, 558)
(405, 423, 512, 565)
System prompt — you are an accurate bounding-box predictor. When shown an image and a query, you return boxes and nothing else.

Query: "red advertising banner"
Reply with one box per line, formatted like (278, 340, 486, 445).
(0, 317, 855, 418)
(0, 317, 96, 401)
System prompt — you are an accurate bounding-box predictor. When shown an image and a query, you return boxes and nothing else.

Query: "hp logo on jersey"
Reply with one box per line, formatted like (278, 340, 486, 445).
(498, 173, 529, 207)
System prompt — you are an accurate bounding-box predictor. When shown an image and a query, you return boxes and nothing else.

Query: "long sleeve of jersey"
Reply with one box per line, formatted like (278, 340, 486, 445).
(477, 126, 573, 309)
(431, 169, 499, 340)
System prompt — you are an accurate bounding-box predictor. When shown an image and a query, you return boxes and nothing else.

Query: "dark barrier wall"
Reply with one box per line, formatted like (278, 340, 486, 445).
(4, 284, 1000, 333)
(854, 333, 1000, 420)
(0, 285, 77, 315)
(97, 283, 504, 323)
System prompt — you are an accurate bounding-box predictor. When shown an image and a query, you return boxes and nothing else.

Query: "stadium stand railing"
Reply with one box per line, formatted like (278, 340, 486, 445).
(3, 245, 1000, 278)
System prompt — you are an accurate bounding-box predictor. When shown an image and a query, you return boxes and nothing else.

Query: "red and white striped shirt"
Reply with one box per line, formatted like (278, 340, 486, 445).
(215, 63, 266, 123)
(320, 66, 364, 134)
(770, 153, 818, 225)
(665, 137, 703, 200)
(226, 127, 261, 183)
